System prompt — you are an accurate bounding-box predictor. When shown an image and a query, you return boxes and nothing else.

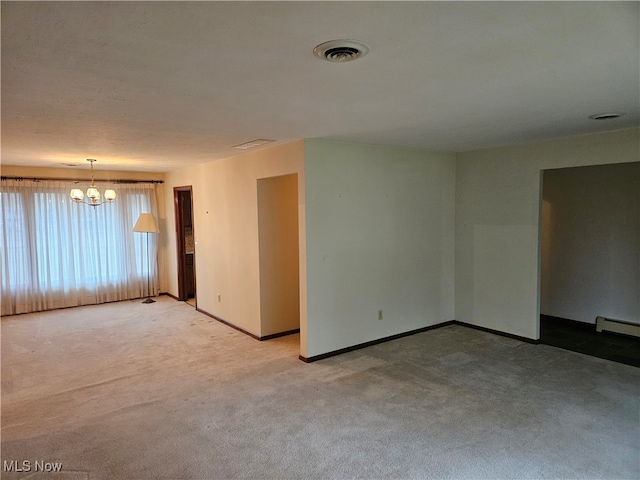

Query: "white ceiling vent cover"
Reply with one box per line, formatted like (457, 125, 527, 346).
(588, 113, 625, 120)
(313, 40, 369, 63)
(232, 139, 275, 150)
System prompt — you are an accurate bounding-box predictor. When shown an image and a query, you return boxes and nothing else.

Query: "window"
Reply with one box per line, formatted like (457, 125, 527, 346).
(0, 180, 158, 315)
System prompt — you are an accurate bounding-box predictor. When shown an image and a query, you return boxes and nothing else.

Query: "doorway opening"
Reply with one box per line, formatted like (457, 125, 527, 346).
(539, 162, 640, 367)
(257, 174, 300, 340)
(174, 186, 196, 306)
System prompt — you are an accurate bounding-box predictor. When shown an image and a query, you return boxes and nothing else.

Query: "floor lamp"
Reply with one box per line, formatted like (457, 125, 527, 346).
(133, 213, 159, 304)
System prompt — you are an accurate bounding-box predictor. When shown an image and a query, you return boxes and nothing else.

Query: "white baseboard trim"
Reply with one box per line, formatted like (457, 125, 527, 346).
(596, 316, 640, 338)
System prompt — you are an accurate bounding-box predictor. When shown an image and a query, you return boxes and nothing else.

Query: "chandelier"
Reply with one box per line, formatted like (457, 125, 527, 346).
(69, 159, 116, 206)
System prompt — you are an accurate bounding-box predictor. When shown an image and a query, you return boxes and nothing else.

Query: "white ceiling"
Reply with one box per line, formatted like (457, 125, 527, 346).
(2, 1, 638, 172)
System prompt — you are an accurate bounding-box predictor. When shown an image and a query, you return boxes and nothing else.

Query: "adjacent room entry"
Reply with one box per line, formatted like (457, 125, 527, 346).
(257, 174, 300, 338)
(174, 186, 196, 305)
(539, 162, 640, 366)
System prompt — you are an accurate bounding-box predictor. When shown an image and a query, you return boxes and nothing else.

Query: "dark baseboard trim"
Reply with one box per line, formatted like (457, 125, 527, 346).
(196, 308, 261, 341)
(160, 292, 180, 301)
(452, 320, 540, 344)
(540, 314, 595, 331)
(299, 319, 540, 363)
(194, 307, 298, 341)
(260, 329, 300, 341)
(299, 321, 456, 363)
(185, 301, 540, 361)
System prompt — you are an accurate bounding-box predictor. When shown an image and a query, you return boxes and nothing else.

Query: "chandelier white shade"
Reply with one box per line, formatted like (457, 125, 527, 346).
(69, 159, 116, 206)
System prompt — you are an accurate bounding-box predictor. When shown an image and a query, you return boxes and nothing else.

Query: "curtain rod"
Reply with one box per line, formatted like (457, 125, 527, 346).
(1, 176, 164, 184)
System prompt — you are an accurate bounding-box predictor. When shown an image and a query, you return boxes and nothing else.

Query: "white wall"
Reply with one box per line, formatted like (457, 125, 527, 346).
(455, 128, 640, 339)
(258, 174, 300, 336)
(541, 162, 639, 324)
(162, 141, 306, 340)
(304, 139, 456, 358)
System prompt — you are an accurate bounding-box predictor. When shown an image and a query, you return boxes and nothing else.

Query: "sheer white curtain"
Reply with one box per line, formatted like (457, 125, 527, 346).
(0, 179, 158, 316)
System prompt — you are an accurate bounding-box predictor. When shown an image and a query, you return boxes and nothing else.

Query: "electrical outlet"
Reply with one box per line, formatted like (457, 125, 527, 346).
(378, 310, 383, 321)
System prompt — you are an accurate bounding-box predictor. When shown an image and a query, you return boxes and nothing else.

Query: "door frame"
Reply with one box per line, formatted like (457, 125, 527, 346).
(174, 186, 195, 302)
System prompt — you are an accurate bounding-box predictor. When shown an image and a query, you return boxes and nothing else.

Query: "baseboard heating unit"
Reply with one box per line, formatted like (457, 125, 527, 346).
(596, 316, 640, 338)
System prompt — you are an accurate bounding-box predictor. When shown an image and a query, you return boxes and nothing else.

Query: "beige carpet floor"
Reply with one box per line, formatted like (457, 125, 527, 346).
(1, 296, 639, 479)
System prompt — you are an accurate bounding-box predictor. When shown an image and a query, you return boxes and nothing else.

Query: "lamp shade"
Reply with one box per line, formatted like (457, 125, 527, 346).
(133, 213, 159, 233)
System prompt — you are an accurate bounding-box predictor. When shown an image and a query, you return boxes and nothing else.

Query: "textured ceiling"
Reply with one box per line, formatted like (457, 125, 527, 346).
(2, 1, 638, 172)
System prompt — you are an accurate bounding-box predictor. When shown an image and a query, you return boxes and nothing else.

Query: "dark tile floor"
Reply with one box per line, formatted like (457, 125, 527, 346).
(540, 315, 640, 368)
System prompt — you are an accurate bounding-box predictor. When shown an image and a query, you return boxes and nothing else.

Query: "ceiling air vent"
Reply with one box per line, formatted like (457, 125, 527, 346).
(232, 139, 275, 150)
(313, 40, 369, 63)
(588, 113, 625, 120)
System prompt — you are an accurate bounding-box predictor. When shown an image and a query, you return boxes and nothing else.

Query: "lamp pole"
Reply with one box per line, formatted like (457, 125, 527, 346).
(143, 231, 154, 303)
